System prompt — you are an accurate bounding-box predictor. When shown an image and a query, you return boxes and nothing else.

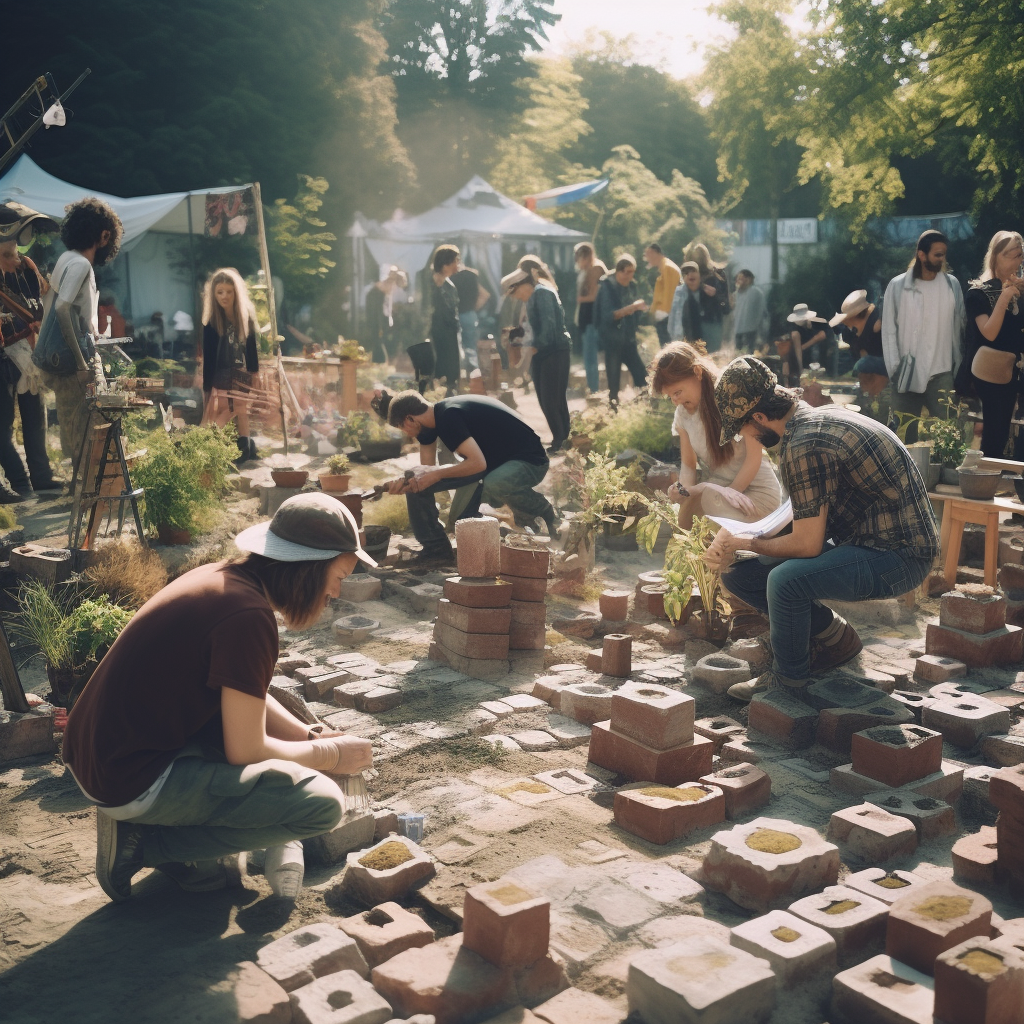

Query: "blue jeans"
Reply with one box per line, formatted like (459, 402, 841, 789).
(459, 311, 479, 371)
(406, 459, 553, 550)
(582, 323, 600, 392)
(722, 544, 932, 679)
(853, 355, 888, 377)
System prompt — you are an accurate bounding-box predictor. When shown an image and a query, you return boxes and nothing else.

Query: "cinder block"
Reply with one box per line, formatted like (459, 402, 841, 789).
(233, 961, 291, 1024)
(610, 682, 694, 750)
(588, 722, 713, 785)
(925, 622, 1024, 668)
(444, 576, 513, 607)
(434, 620, 509, 660)
(789, 884, 889, 955)
(343, 836, 435, 906)
(850, 724, 944, 788)
(831, 954, 934, 1024)
(613, 781, 724, 844)
(303, 811, 376, 866)
(830, 760, 964, 804)
(816, 697, 915, 755)
(980, 734, 1024, 767)
(702, 817, 840, 913)
(844, 867, 931, 906)
(939, 589, 1006, 634)
(865, 790, 957, 839)
(339, 902, 435, 968)
(827, 803, 918, 862)
(915, 654, 968, 683)
(691, 653, 753, 693)
(694, 715, 745, 752)
(463, 879, 550, 968)
(627, 938, 775, 1024)
(0, 706, 56, 761)
(748, 688, 819, 750)
(559, 682, 613, 725)
(922, 696, 1010, 748)
(437, 598, 512, 635)
(886, 881, 993, 975)
(952, 827, 1000, 885)
(455, 516, 502, 579)
(256, 923, 369, 992)
(510, 599, 546, 625)
(699, 762, 772, 819)
(288, 969, 392, 1024)
(933, 936, 1024, 1024)
(500, 543, 551, 579)
(730, 909, 837, 987)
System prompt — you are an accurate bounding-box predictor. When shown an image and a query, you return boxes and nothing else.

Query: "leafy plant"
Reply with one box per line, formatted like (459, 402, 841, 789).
(133, 432, 210, 534)
(591, 398, 675, 457)
(325, 453, 351, 475)
(337, 411, 401, 447)
(133, 357, 186, 379)
(0, 505, 17, 531)
(562, 451, 653, 555)
(338, 336, 368, 362)
(176, 424, 239, 492)
(267, 174, 337, 306)
(896, 393, 971, 465)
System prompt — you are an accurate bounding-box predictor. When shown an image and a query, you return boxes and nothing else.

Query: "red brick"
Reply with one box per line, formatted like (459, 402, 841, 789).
(233, 961, 290, 1024)
(463, 879, 550, 968)
(509, 598, 546, 625)
(886, 881, 993, 975)
(601, 633, 632, 677)
(585, 651, 604, 672)
(444, 576, 513, 607)
(614, 782, 724, 844)
(925, 622, 1024, 668)
(437, 598, 512, 634)
(850, 724, 944, 788)
(952, 827, 1000, 885)
(599, 590, 630, 621)
(934, 937, 1024, 1024)
(434, 620, 509, 659)
(429, 641, 509, 682)
(356, 686, 403, 713)
(588, 721, 714, 784)
(922, 696, 1011, 748)
(641, 584, 670, 619)
(990, 765, 1024, 816)
(500, 573, 548, 602)
(915, 653, 969, 682)
(610, 682, 695, 750)
(747, 689, 818, 750)
(509, 621, 546, 650)
(699, 762, 771, 818)
(500, 544, 551, 579)
(694, 716, 745, 752)
(815, 697, 914, 754)
(940, 591, 1007, 635)
(339, 902, 435, 968)
(454, 516, 502, 579)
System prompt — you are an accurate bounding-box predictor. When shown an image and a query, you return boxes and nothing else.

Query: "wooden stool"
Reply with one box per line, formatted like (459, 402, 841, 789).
(929, 492, 1022, 588)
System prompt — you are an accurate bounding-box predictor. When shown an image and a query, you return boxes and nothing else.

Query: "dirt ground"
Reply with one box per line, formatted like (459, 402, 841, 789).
(3, 375, 1024, 1024)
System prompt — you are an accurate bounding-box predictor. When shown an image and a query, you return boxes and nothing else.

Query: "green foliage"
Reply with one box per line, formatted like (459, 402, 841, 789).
(0, 505, 17, 531)
(561, 450, 652, 554)
(325, 453, 351, 475)
(336, 412, 401, 447)
(176, 424, 240, 493)
(267, 175, 337, 306)
(132, 358, 187, 380)
(591, 398, 675, 457)
(894, 392, 969, 463)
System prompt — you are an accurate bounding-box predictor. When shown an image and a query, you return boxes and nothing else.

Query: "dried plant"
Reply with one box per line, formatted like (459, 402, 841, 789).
(83, 543, 168, 609)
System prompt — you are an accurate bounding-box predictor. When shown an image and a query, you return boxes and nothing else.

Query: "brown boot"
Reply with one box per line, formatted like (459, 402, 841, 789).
(810, 619, 863, 673)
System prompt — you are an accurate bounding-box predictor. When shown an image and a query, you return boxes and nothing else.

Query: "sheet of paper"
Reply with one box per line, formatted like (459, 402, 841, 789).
(708, 498, 793, 539)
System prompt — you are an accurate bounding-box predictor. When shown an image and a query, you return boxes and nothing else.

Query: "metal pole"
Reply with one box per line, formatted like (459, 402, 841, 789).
(185, 191, 199, 361)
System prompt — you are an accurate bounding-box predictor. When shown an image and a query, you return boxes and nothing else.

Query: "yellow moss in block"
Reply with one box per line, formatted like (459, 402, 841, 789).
(771, 926, 801, 943)
(745, 828, 802, 854)
(359, 841, 414, 871)
(822, 899, 861, 915)
(913, 896, 973, 921)
(874, 874, 911, 890)
(488, 883, 534, 906)
(498, 781, 551, 796)
(958, 949, 1006, 976)
(638, 785, 709, 803)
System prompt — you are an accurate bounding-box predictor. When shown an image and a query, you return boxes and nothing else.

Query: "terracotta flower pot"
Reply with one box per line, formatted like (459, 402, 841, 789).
(319, 472, 351, 493)
(157, 524, 192, 545)
(271, 469, 309, 489)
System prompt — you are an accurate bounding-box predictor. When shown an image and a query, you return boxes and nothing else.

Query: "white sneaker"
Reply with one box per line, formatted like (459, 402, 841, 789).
(263, 841, 305, 898)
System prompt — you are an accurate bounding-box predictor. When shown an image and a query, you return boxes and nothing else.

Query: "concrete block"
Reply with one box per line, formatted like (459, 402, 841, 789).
(233, 961, 291, 1024)
(915, 653, 969, 682)
(257, 923, 370, 992)
(304, 812, 376, 866)
(691, 653, 752, 693)
(542, 714, 591, 749)
(827, 803, 918, 862)
(721, 637, 770, 670)
(626, 938, 776, 1024)
(890, 689, 932, 722)
(343, 836, 435, 906)
(559, 682, 614, 725)
(865, 790, 957, 839)
(887, 881, 993, 975)
(533, 987, 622, 1024)
(373, 810, 399, 841)
(699, 763, 771, 819)
(613, 782, 724, 844)
(289, 970, 392, 1024)
(844, 867, 931, 906)
(357, 686, 403, 714)
(0, 706, 56, 761)
(444, 576, 513, 607)
(623, 862, 704, 905)
(9, 543, 71, 586)
(934, 937, 1024, 1024)
(747, 688, 819, 750)
(830, 760, 964, 804)
(693, 716, 745, 752)
(731, 909, 837, 987)
(804, 676, 882, 711)
(922, 695, 1010, 748)
(816, 696, 915, 755)
(575, 879, 662, 932)
(584, 651, 604, 672)
(850, 724, 944, 788)
(981, 734, 1024, 766)
(831, 954, 934, 1024)
(530, 675, 563, 705)
(789, 884, 889, 955)
(599, 590, 630, 622)
(550, 611, 600, 639)
(500, 574, 548, 602)
(510, 599, 546, 625)
(952, 827, 1000, 885)
(509, 621, 546, 651)
(339, 903, 435, 968)
(508, 731, 558, 752)
(455, 517, 502, 579)
(610, 682, 694, 750)
(434, 620, 509, 660)
(371, 935, 516, 1024)
(437, 599, 512, 635)
(500, 693, 547, 713)
(588, 722, 714, 785)
(941, 590, 1007, 634)
(338, 574, 383, 602)
(963, 765, 998, 823)
(500, 544, 551, 579)
(926, 622, 1024, 668)
(463, 879, 550, 968)
(429, 641, 509, 682)
(702, 817, 840, 912)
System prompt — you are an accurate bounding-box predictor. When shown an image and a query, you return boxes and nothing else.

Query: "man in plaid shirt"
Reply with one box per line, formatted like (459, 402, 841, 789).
(705, 356, 939, 701)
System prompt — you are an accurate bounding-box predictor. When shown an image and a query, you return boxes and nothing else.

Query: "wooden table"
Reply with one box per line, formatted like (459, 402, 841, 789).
(928, 490, 1024, 587)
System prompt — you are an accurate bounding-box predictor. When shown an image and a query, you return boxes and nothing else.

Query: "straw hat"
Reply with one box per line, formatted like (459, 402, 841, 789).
(787, 302, 825, 324)
(829, 290, 870, 328)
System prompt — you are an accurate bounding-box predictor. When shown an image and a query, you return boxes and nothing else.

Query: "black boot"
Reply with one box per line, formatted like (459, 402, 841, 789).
(234, 436, 250, 467)
(248, 437, 258, 462)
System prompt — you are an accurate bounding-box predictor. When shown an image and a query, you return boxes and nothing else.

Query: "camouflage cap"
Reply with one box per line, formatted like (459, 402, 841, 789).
(714, 356, 780, 444)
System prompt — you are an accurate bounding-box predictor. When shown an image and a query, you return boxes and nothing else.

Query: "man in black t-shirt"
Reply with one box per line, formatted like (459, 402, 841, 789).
(380, 389, 557, 562)
(451, 260, 490, 373)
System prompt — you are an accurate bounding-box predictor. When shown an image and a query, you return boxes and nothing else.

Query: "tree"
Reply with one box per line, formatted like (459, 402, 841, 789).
(267, 176, 337, 307)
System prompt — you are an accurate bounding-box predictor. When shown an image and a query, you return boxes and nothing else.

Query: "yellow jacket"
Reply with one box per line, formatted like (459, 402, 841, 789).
(652, 259, 681, 316)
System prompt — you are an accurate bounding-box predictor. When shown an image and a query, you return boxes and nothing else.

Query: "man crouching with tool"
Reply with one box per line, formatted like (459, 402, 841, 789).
(63, 494, 375, 902)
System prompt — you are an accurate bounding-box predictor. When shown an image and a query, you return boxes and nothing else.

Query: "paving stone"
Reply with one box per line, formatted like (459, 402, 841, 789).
(747, 688, 819, 750)
(548, 909, 611, 967)
(428, 641, 509, 681)
(481, 735, 522, 752)
(501, 694, 547, 712)
(542, 714, 591, 749)
(576, 878, 662, 933)
(831, 954, 934, 1024)
(343, 836, 436, 906)
(719, 735, 774, 765)
(886, 880, 993, 975)
(434, 621, 510, 660)
(559, 682, 615, 725)
(933, 936, 1024, 1024)
(624, 863, 704, 905)
(788, 884, 889, 955)
(429, 832, 490, 866)
(730, 909, 837, 986)
(982, 733, 1024, 766)
(533, 986, 622, 1024)
(778, 758, 830, 783)
(698, 763, 772, 818)
(357, 686, 403, 714)
(804, 676, 882, 711)
(508, 730, 558, 752)
(533, 767, 599, 794)
(951, 827, 1000, 885)
(843, 867, 931, 907)
(627, 938, 776, 1024)
(940, 590, 1007, 635)
(890, 689, 932, 721)
(614, 782, 725, 845)
(691, 653, 753, 693)
(922, 695, 1010, 748)
(289, 969, 392, 1024)
(531, 676, 563, 706)
(588, 723, 714, 785)
(925, 623, 1024, 668)
(830, 760, 965, 804)
(864, 790, 958, 839)
(257, 923, 370, 992)
(638, 915, 732, 949)
(693, 716, 745, 752)
(459, 708, 499, 735)
(816, 696, 915, 754)
(701, 816, 840, 912)
(233, 961, 291, 1024)
(850, 724, 944, 788)
(827, 803, 919, 862)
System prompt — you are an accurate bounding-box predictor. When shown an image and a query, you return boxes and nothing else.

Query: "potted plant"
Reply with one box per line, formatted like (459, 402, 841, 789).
(337, 412, 404, 462)
(927, 418, 970, 486)
(270, 468, 310, 489)
(133, 432, 209, 543)
(319, 453, 352, 493)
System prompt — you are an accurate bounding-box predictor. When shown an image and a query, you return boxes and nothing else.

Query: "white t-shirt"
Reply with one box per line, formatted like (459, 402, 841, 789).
(47, 250, 99, 339)
(912, 275, 955, 388)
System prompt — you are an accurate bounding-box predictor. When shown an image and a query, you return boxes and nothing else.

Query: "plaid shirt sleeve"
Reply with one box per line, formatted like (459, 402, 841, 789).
(781, 436, 837, 521)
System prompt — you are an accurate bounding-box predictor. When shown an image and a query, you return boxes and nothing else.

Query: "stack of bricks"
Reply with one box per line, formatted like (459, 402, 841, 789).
(992, 764, 1024, 898)
(500, 540, 550, 652)
(1000, 562, 1024, 627)
(429, 517, 512, 681)
(588, 680, 714, 784)
(926, 584, 1023, 667)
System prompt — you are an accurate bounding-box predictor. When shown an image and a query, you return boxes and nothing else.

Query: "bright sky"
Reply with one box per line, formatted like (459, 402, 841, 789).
(540, 0, 810, 80)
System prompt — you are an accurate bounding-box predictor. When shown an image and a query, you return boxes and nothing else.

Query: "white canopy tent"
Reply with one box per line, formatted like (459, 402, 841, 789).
(0, 155, 259, 336)
(349, 176, 589, 330)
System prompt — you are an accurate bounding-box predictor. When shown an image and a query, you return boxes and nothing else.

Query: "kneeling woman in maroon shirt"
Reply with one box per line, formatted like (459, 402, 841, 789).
(63, 493, 375, 902)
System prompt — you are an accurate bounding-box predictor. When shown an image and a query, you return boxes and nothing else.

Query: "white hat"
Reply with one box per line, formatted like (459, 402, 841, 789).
(787, 302, 825, 324)
(828, 290, 870, 328)
(501, 268, 531, 294)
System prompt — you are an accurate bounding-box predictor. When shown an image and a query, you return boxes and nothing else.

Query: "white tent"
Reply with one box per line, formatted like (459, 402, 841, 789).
(349, 176, 589, 329)
(0, 155, 256, 334)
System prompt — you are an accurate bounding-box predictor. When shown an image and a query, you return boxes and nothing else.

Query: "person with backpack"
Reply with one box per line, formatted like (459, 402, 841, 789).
(595, 254, 649, 407)
(684, 242, 729, 352)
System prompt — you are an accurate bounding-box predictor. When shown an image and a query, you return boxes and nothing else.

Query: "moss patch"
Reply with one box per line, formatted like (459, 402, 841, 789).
(822, 899, 861, 915)
(874, 874, 910, 890)
(359, 841, 414, 871)
(745, 829, 802, 854)
(913, 895, 973, 921)
(958, 949, 1006, 975)
(772, 926, 801, 943)
(498, 781, 551, 797)
(640, 786, 707, 802)
(488, 883, 534, 906)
